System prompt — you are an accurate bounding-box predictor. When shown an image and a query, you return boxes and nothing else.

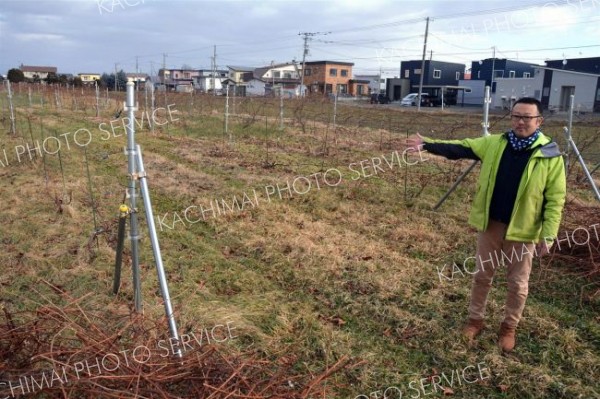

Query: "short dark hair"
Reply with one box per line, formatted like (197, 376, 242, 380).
(513, 97, 543, 115)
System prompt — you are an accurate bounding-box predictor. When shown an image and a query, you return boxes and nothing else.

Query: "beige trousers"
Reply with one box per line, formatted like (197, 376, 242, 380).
(468, 220, 535, 328)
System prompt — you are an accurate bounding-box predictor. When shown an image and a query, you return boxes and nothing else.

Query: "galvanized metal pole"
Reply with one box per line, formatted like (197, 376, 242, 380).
(279, 92, 284, 131)
(6, 80, 16, 135)
(333, 89, 338, 131)
(145, 82, 149, 121)
(135, 143, 182, 356)
(95, 82, 100, 118)
(482, 86, 491, 136)
(39, 84, 44, 109)
(232, 84, 236, 115)
(150, 83, 155, 134)
(225, 84, 230, 140)
(565, 94, 574, 172)
(125, 81, 142, 312)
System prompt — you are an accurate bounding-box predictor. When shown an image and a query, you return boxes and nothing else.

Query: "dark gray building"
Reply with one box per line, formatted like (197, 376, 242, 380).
(545, 56, 600, 75)
(470, 58, 538, 92)
(400, 60, 465, 88)
(399, 60, 465, 104)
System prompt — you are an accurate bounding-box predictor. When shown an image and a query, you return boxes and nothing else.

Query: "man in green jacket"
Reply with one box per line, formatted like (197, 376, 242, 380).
(405, 97, 566, 352)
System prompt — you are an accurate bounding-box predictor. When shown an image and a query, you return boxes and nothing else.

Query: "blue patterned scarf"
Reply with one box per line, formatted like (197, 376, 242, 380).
(507, 129, 540, 151)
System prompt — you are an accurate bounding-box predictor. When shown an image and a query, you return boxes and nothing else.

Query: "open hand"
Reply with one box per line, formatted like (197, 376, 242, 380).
(536, 240, 554, 257)
(404, 133, 425, 151)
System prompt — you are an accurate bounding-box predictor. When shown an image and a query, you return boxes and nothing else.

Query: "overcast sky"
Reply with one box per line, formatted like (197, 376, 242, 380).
(1, 0, 599, 78)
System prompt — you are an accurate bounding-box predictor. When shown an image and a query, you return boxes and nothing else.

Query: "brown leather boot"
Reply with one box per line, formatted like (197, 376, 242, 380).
(462, 318, 484, 340)
(498, 322, 516, 352)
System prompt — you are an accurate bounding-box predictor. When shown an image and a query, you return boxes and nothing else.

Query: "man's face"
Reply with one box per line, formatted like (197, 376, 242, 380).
(510, 103, 543, 138)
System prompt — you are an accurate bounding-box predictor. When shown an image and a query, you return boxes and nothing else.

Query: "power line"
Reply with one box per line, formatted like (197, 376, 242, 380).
(325, 0, 571, 35)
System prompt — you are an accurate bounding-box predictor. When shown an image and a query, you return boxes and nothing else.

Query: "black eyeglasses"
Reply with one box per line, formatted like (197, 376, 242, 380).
(510, 114, 541, 122)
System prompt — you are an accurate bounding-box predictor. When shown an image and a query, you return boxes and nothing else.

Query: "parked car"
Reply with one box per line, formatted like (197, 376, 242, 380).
(400, 93, 444, 107)
(401, 93, 427, 106)
(370, 93, 390, 104)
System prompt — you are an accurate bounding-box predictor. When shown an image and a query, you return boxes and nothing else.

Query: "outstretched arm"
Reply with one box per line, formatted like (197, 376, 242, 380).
(404, 133, 480, 161)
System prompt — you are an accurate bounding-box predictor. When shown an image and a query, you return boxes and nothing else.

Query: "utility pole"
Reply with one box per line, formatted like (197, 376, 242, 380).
(417, 17, 430, 112)
(298, 31, 330, 97)
(114, 63, 118, 91)
(135, 56, 139, 92)
(299, 33, 310, 97)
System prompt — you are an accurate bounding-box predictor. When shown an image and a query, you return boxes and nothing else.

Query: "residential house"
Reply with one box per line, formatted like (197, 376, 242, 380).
(302, 61, 368, 96)
(245, 77, 267, 96)
(348, 79, 370, 97)
(224, 66, 255, 96)
(470, 58, 538, 92)
(78, 73, 101, 85)
(127, 73, 149, 83)
(255, 62, 299, 81)
(493, 66, 600, 112)
(228, 66, 255, 84)
(456, 79, 486, 107)
(158, 68, 199, 92)
(194, 69, 228, 93)
(20, 65, 57, 80)
(254, 62, 301, 97)
(385, 78, 411, 102)
(545, 56, 600, 75)
(400, 60, 466, 104)
(354, 74, 386, 94)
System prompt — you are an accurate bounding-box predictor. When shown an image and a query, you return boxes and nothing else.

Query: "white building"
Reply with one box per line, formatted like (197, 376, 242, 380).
(245, 78, 267, 96)
(494, 66, 600, 112)
(255, 62, 300, 81)
(194, 69, 228, 93)
(354, 74, 385, 93)
(20, 65, 57, 80)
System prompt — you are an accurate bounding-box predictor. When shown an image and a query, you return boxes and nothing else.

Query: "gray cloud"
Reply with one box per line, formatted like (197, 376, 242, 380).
(1, 0, 598, 76)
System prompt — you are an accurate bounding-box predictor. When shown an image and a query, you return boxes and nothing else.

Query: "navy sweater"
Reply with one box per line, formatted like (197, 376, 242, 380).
(424, 140, 533, 224)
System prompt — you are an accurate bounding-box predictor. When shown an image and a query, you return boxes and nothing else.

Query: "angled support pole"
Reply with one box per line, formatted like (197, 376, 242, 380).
(433, 86, 491, 210)
(135, 143, 182, 357)
(563, 95, 600, 202)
